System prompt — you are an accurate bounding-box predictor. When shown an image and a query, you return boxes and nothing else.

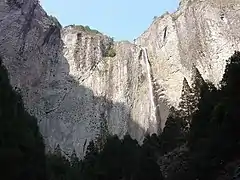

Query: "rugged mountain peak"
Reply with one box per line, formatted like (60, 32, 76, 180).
(137, 0, 240, 106)
(1, 0, 240, 156)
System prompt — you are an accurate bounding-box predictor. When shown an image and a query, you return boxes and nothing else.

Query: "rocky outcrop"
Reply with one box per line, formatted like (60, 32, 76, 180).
(136, 0, 240, 107)
(0, 0, 169, 156)
(1, 0, 240, 156)
(59, 28, 169, 154)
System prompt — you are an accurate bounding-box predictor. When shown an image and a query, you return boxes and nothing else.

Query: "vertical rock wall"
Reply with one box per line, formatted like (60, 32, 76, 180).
(0, 0, 240, 156)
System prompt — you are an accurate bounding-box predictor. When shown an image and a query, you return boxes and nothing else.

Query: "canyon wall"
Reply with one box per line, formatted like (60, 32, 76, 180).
(0, 0, 239, 156)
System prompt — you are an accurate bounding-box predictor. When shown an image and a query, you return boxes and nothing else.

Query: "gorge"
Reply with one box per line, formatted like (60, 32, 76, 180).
(1, 0, 240, 156)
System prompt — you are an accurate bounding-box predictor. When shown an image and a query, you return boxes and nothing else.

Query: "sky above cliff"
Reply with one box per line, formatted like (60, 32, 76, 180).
(40, 0, 179, 41)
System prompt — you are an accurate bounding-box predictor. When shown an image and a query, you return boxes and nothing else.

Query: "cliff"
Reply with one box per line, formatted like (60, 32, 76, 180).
(0, 0, 240, 156)
(136, 0, 240, 106)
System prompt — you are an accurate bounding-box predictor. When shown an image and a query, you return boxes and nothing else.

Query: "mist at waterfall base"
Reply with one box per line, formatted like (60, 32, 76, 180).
(2, 51, 240, 179)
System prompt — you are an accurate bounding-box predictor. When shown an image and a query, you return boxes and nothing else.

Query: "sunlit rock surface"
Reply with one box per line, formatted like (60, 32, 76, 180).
(1, 0, 240, 156)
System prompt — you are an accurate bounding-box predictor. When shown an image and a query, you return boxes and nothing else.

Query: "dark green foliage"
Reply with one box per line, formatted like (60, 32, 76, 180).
(82, 140, 99, 180)
(186, 51, 240, 180)
(71, 24, 101, 34)
(221, 51, 240, 98)
(160, 107, 187, 154)
(4, 51, 240, 180)
(94, 135, 123, 179)
(0, 58, 46, 180)
(179, 78, 194, 127)
(95, 117, 110, 151)
(104, 38, 117, 58)
(43, 51, 240, 180)
(135, 157, 164, 180)
(70, 149, 79, 167)
(159, 52, 240, 180)
(105, 46, 116, 57)
(0, 60, 162, 180)
(191, 66, 205, 94)
(80, 134, 164, 180)
(191, 66, 206, 113)
(142, 133, 161, 158)
(46, 151, 71, 180)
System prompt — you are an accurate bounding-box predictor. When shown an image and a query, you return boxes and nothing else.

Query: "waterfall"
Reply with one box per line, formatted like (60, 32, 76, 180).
(142, 47, 157, 133)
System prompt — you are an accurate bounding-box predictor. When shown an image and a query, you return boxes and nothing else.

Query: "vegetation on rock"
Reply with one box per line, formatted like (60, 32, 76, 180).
(105, 46, 117, 57)
(0, 58, 46, 180)
(70, 24, 101, 34)
(2, 51, 240, 180)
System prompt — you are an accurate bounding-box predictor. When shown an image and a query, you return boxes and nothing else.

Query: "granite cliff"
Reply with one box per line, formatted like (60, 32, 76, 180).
(0, 0, 240, 156)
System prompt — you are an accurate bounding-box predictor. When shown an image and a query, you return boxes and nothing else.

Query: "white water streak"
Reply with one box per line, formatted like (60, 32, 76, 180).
(142, 47, 157, 133)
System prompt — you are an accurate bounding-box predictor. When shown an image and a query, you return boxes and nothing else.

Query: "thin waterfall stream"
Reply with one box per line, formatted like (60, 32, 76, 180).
(142, 47, 157, 133)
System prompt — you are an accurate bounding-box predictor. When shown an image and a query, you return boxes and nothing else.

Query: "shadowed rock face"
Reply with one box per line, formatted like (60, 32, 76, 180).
(1, 0, 240, 156)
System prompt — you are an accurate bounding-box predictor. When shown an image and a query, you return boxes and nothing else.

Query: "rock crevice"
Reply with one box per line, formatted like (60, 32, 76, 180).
(1, 0, 240, 155)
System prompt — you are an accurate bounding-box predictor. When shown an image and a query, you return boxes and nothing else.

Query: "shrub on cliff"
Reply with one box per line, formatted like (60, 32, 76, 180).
(105, 46, 116, 57)
(72, 24, 100, 34)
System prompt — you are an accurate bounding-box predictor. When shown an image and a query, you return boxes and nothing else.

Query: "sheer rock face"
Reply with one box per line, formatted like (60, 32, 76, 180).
(1, 0, 240, 156)
(60, 29, 169, 154)
(136, 0, 240, 107)
(0, 0, 169, 155)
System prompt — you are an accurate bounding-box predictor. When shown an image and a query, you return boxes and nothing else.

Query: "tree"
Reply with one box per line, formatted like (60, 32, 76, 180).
(82, 140, 99, 180)
(96, 135, 123, 180)
(160, 107, 186, 154)
(186, 52, 240, 180)
(134, 157, 164, 180)
(191, 66, 206, 113)
(220, 51, 240, 99)
(179, 78, 194, 128)
(70, 149, 79, 167)
(95, 116, 110, 152)
(69, 150, 82, 180)
(142, 133, 161, 158)
(121, 134, 140, 179)
(54, 144, 62, 156)
(0, 58, 46, 180)
(46, 151, 71, 180)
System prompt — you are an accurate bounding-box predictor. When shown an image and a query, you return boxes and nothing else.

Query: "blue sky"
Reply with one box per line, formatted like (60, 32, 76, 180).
(41, 0, 179, 41)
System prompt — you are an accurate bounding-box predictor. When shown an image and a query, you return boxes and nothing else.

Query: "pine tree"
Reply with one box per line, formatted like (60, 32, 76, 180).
(54, 144, 62, 157)
(191, 66, 206, 114)
(69, 149, 82, 180)
(187, 52, 240, 180)
(0, 58, 46, 180)
(142, 133, 161, 158)
(82, 140, 99, 179)
(179, 78, 194, 128)
(160, 107, 186, 154)
(221, 51, 240, 99)
(191, 66, 205, 92)
(70, 149, 79, 167)
(95, 116, 110, 151)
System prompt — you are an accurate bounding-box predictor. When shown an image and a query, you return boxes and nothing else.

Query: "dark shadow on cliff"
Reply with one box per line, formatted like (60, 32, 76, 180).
(0, 59, 46, 180)
(41, 35, 165, 180)
(0, 4, 164, 180)
(39, 31, 150, 158)
(0, 26, 157, 180)
(0, 55, 163, 180)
